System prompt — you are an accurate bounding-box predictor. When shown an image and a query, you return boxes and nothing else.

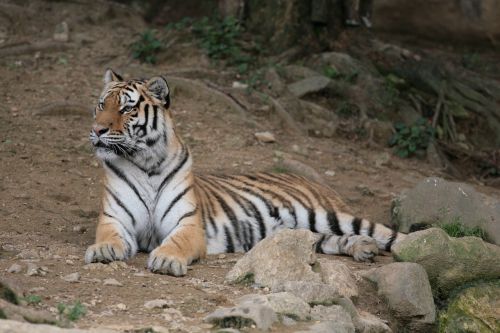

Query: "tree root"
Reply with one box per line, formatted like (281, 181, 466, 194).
(0, 41, 71, 57)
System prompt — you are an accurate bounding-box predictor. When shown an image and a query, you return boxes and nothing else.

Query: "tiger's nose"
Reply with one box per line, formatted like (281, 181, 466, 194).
(93, 124, 109, 137)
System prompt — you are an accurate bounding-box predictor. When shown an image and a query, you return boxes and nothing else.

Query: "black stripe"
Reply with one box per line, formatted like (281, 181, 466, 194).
(177, 208, 197, 224)
(152, 105, 158, 130)
(195, 182, 219, 234)
(308, 209, 317, 233)
(368, 221, 375, 237)
(161, 186, 192, 221)
(327, 211, 344, 235)
(106, 186, 136, 226)
(385, 230, 398, 251)
(105, 160, 148, 211)
(315, 234, 326, 253)
(146, 136, 159, 146)
(224, 226, 235, 253)
(203, 182, 241, 241)
(157, 146, 189, 194)
(352, 217, 362, 235)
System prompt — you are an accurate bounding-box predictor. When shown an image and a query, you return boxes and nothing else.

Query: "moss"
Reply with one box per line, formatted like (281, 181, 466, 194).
(234, 272, 255, 286)
(0, 283, 19, 305)
(309, 300, 336, 307)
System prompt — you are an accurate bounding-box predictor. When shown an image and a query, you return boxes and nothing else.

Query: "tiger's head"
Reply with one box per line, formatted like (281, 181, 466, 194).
(90, 69, 171, 160)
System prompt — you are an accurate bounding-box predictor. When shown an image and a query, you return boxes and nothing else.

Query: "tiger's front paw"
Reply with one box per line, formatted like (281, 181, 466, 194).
(85, 242, 127, 264)
(147, 248, 188, 277)
(347, 235, 379, 262)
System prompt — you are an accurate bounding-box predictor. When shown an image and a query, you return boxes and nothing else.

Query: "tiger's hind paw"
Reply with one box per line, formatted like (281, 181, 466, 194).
(147, 248, 188, 277)
(85, 242, 127, 264)
(347, 235, 379, 262)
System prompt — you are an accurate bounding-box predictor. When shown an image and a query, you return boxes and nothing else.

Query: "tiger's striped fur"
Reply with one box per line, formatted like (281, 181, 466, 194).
(85, 69, 406, 276)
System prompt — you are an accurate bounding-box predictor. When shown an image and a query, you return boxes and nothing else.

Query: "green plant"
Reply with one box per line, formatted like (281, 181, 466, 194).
(131, 29, 162, 64)
(165, 17, 192, 31)
(437, 219, 487, 240)
(323, 66, 341, 79)
(57, 301, 86, 322)
(24, 295, 42, 305)
(389, 118, 434, 158)
(192, 16, 253, 73)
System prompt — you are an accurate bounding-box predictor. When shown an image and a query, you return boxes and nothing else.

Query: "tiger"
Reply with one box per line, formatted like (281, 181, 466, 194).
(85, 69, 407, 276)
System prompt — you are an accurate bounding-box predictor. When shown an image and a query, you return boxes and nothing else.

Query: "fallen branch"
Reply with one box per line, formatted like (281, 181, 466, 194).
(0, 41, 71, 57)
(33, 101, 92, 117)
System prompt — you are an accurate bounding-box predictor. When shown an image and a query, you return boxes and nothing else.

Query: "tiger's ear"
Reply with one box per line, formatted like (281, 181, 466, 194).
(147, 76, 170, 108)
(103, 69, 123, 85)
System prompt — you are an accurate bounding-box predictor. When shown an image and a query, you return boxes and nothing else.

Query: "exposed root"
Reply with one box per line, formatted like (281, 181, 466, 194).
(0, 40, 71, 57)
(33, 101, 92, 117)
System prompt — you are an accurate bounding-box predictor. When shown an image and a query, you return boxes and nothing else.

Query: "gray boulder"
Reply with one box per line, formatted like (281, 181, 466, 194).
(297, 320, 355, 333)
(439, 280, 500, 333)
(266, 292, 311, 321)
(317, 258, 359, 299)
(392, 228, 500, 298)
(287, 76, 332, 98)
(225, 229, 321, 290)
(275, 281, 341, 305)
(363, 262, 436, 331)
(204, 294, 278, 331)
(391, 177, 500, 245)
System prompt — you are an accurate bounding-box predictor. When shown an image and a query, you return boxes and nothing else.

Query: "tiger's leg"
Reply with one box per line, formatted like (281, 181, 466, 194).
(85, 214, 137, 263)
(147, 211, 206, 276)
(315, 234, 379, 262)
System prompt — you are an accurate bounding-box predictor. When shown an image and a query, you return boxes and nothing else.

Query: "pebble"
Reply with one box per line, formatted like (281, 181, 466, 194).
(324, 170, 336, 177)
(254, 131, 276, 143)
(115, 303, 127, 311)
(65, 260, 74, 265)
(232, 81, 249, 89)
(29, 287, 45, 293)
(72, 225, 87, 233)
(62, 272, 80, 283)
(53, 21, 69, 42)
(218, 254, 227, 259)
(26, 263, 48, 276)
(103, 278, 123, 287)
(7, 263, 22, 273)
(144, 299, 170, 309)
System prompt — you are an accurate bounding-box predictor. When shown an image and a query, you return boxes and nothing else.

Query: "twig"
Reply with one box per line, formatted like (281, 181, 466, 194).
(0, 41, 71, 57)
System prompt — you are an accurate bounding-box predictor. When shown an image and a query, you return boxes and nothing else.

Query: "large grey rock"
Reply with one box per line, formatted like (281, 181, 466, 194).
(274, 281, 340, 305)
(0, 320, 117, 333)
(363, 262, 436, 331)
(266, 292, 311, 320)
(281, 65, 320, 82)
(439, 280, 500, 333)
(334, 297, 392, 333)
(204, 294, 278, 331)
(317, 258, 359, 299)
(310, 304, 352, 322)
(391, 177, 500, 245)
(226, 229, 321, 289)
(392, 228, 500, 298)
(307, 52, 378, 78)
(287, 76, 331, 98)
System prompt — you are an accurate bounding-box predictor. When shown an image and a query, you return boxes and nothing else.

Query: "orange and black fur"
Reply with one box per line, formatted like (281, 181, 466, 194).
(85, 69, 406, 276)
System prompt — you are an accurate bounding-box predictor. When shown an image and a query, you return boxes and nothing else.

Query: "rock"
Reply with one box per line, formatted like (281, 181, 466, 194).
(275, 281, 340, 305)
(307, 52, 377, 78)
(232, 81, 248, 89)
(263, 67, 286, 96)
(266, 292, 311, 320)
(363, 262, 436, 331)
(204, 294, 278, 331)
(297, 320, 355, 333)
(0, 319, 118, 332)
(364, 120, 394, 145)
(72, 225, 87, 233)
(280, 157, 324, 184)
(254, 131, 276, 143)
(439, 280, 500, 333)
(26, 263, 48, 277)
(281, 65, 320, 82)
(324, 170, 335, 177)
(391, 177, 500, 245)
(310, 304, 352, 322)
(317, 259, 358, 299)
(6, 264, 22, 274)
(103, 278, 122, 287)
(115, 303, 127, 311)
(144, 299, 170, 309)
(392, 228, 500, 298)
(53, 21, 69, 42)
(358, 311, 392, 333)
(226, 229, 321, 290)
(287, 76, 331, 98)
(62, 272, 80, 283)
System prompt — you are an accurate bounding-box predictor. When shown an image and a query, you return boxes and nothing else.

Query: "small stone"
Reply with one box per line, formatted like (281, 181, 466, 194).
(62, 272, 80, 283)
(324, 170, 336, 177)
(103, 278, 123, 287)
(144, 299, 170, 309)
(218, 254, 227, 259)
(7, 263, 22, 273)
(26, 263, 41, 276)
(254, 131, 276, 143)
(232, 81, 249, 89)
(116, 303, 127, 311)
(72, 225, 87, 233)
(65, 260, 74, 265)
(29, 287, 45, 293)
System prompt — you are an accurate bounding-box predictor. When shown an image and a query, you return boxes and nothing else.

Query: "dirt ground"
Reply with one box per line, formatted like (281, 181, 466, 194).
(0, 1, 498, 332)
